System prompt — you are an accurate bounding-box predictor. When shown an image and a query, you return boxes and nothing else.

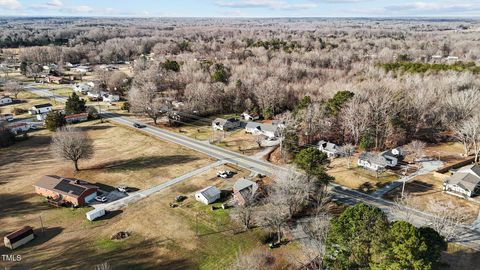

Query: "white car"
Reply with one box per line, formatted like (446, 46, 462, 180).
(95, 196, 107, 203)
(217, 171, 233, 179)
(117, 186, 129, 193)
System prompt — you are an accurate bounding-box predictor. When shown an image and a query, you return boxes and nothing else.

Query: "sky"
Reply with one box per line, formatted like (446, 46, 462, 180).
(0, 0, 479, 17)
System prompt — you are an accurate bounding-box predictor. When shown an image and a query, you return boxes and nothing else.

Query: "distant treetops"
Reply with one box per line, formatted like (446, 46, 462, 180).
(379, 61, 480, 74)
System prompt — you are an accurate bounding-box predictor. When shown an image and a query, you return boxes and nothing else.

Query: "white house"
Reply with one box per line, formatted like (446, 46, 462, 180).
(245, 122, 280, 139)
(72, 83, 92, 94)
(212, 118, 240, 131)
(241, 112, 260, 121)
(103, 94, 120, 102)
(71, 65, 91, 73)
(87, 91, 107, 100)
(7, 122, 31, 134)
(358, 148, 403, 172)
(446, 56, 459, 62)
(0, 114, 14, 122)
(29, 103, 53, 115)
(195, 186, 221, 205)
(318, 140, 341, 158)
(444, 164, 480, 197)
(0, 96, 13, 105)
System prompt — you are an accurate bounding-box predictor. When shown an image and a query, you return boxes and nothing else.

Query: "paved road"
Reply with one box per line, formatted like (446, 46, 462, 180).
(95, 160, 226, 211)
(26, 86, 480, 251)
(103, 112, 286, 176)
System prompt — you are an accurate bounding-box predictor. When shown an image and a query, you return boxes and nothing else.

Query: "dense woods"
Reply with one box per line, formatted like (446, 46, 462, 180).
(2, 18, 480, 152)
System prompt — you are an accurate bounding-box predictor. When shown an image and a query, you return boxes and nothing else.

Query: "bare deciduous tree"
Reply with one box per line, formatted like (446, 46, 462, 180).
(257, 202, 289, 244)
(128, 82, 165, 125)
(51, 126, 94, 172)
(4, 80, 23, 99)
(340, 143, 355, 169)
(426, 199, 470, 241)
(453, 115, 480, 162)
(404, 140, 426, 161)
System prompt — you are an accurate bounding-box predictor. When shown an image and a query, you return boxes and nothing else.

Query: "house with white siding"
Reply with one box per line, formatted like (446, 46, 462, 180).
(444, 164, 480, 197)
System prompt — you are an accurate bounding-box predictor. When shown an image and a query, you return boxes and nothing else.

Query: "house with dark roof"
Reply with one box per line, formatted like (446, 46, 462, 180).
(318, 140, 341, 158)
(212, 118, 240, 131)
(444, 164, 480, 197)
(33, 175, 99, 206)
(233, 178, 258, 206)
(29, 103, 53, 115)
(195, 186, 221, 205)
(3, 226, 35, 250)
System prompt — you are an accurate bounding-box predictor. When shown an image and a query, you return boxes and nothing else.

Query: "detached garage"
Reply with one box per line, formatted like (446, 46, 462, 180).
(33, 175, 99, 207)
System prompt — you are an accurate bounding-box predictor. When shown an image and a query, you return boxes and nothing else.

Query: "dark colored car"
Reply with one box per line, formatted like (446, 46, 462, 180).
(133, 123, 147, 128)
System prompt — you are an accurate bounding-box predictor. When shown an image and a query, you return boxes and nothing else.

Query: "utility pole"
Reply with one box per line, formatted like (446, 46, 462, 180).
(401, 164, 409, 198)
(39, 215, 45, 236)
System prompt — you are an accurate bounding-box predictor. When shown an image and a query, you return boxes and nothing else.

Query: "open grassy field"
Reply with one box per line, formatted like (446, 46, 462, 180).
(214, 129, 263, 156)
(327, 156, 399, 193)
(0, 124, 297, 269)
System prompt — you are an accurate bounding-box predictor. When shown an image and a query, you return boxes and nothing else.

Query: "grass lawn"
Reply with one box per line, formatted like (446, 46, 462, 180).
(50, 87, 74, 97)
(383, 173, 479, 223)
(1, 119, 299, 269)
(328, 156, 398, 193)
(214, 129, 263, 156)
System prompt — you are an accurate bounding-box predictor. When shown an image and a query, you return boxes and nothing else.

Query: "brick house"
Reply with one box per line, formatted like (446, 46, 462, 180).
(33, 175, 98, 206)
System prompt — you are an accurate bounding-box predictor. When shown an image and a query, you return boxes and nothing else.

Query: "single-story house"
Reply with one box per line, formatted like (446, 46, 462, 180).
(212, 118, 240, 131)
(87, 91, 107, 100)
(241, 112, 260, 121)
(245, 122, 279, 139)
(195, 186, 221, 205)
(71, 65, 91, 73)
(0, 95, 13, 105)
(29, 103, 53, 115)
(443, 164, 480, 197)
(45, 76, 65, 84)
(7, 122, 31, 134)
(0, 113, 14, 122)
(358, 152, 389, 172)
(358, 148, 403, 171)
(72, 83, 92, 94)
(103, 94, 120, 102)
(65, 113, 88, 123)
(4, 226, 35, 250)
(318, 140, 341, 158)
(233, 178, 258, 206)
(33, 175, 99, 206)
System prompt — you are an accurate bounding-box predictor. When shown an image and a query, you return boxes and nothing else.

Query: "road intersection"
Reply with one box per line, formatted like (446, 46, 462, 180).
(25, 85, 480, 251)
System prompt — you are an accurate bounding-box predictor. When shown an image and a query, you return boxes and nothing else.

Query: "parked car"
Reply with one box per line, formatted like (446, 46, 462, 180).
(117, 186, 129, 193)
(133, 123, 146, 128)
(216, 170, 234, 179)
(95, 196, 107, 203)
(175, 195, 187, 202)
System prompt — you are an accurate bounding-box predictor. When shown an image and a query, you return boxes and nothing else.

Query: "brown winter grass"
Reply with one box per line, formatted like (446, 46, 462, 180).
(0, 123, 297, 269)
(327, 156, 398, 193)
(0, 91, 63, 117)
(214, 129, 263, 156)
(383, 173, 479, 223)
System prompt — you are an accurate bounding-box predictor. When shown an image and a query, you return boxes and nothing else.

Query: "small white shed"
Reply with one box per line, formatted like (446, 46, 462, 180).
(195, 186, 221, 205)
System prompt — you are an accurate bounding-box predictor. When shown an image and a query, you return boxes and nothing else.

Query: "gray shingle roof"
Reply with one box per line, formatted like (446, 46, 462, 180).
(447, 172, 480, 192)
(245, 122, 278, 133)
(359, 152, 389, 166)
(198, 186, 221, 201)
(233, 178, 257, 192)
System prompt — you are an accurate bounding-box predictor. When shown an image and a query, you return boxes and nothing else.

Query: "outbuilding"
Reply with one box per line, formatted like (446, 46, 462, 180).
(233, 178, 258, 206)
(4, 226, 35, 250)
(195, 186, 221, 205)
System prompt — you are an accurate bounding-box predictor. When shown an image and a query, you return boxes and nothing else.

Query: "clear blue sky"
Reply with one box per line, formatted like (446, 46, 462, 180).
(0, 0, 479, 17)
